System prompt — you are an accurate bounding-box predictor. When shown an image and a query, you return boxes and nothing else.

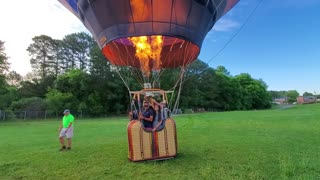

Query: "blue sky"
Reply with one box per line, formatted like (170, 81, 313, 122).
(199, 0, 320, 95)
(0, 0, 319, 95)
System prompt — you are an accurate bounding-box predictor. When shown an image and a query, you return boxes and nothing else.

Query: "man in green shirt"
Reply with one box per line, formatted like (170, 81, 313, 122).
(58, 109, 74, 151)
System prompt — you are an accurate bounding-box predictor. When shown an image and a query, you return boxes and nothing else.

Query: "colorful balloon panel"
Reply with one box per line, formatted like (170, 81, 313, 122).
(58, 0, 239, 71)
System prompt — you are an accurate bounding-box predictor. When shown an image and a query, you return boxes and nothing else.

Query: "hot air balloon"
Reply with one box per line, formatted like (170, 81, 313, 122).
(59, 0, 239, 161)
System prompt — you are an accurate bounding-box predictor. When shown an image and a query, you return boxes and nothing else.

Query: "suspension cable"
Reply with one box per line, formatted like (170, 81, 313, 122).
(172, 67, 186, 115)
(114, 66, 131, 92)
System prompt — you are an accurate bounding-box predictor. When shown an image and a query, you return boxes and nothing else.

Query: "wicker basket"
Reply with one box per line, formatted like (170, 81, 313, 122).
(127, 118, 177, 161)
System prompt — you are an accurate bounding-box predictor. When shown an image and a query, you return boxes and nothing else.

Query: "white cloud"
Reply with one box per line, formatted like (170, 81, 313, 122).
(212, 19, 240, 32)
(204, 18, 239, 42)
(0, 0, 87, 75)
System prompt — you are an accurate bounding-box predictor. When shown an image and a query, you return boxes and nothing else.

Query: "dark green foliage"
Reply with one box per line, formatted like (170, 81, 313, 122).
(0, 87, 18, 110)
(6, 71, 22, 87)
(10, 97, 47, 111)
(0, 40, 10, 75)
(180, 61, 271, 111)
(180, 60, 209, 109)
(212, 71, 242, 110)
(269, 90, 288, 99)
(17, 75, 56, 99)
(61, 32, 95, 71)
(303, 92, 313, 96)
(234, 74, 271, 110)
(1, 34, 276, 117)
(27, 35, 58, 79)
(45, 88, 74, 113)
(0, 41, 18, 110)
(287, 90, 300, 103)
(53, 69, 90, 110)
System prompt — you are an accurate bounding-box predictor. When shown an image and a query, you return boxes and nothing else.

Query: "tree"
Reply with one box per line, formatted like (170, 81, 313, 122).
(89, 44, 132, 114)
(27, 35, 57, 79)
(89, 44, 113, 80)
(0, 40, 15, 110)
(45, 88, 74, 113)
(18, 80, 41, 98)
(212, 70, 243, 111)
(179, 60, 209, 110)
(10, 97, 46, 111)
(199, 68, 220, 110)
(52, 39, 66, 77)
(0, 86, 18, 110)
(0, 40, 9, 87)
(6, 71, 22, 87)
(235, 73, 271, 110)
(61, 32, 95, 71)
(53, 69, 91, 111)
(18, 75, 56, 99)
(176, 61, 272, 111)
(215, 65, 230, 76)
(0, 40, 10, 75)
(303, 92, 313, 96)
(269, 90, 287, 99)
(287, 90, 299, 103)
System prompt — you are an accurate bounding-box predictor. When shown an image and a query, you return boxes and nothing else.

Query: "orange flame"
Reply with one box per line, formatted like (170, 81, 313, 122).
(129, 35, 163, 77)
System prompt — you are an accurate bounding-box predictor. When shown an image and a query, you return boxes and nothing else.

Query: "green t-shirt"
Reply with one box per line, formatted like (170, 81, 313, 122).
(62, 114, 74, 128)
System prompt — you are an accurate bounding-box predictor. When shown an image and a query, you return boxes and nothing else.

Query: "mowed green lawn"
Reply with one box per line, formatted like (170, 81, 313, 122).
(1, 104, 320, 179)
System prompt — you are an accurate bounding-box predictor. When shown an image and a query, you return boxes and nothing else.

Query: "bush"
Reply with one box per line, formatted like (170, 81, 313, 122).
(10, 97, 46, 111)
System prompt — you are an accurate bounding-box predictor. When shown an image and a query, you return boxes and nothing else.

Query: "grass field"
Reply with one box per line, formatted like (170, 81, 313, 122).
(1, 104, 320, 179)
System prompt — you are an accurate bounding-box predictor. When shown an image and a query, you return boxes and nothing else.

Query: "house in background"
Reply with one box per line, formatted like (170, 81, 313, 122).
(273, 97, 288, 104)
(296, 96, 317, 104)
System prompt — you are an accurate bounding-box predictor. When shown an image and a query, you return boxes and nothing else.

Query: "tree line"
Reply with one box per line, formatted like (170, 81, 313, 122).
(1, 32, 309, 119)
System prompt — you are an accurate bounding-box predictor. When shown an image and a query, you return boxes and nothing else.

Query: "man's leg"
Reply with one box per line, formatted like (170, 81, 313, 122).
(67, 138, 72, 150)
(59, 137, 65, 146)
(59, 128, 66, 151)
(66, 127, 73, 150)
(59, 137, 66, 151)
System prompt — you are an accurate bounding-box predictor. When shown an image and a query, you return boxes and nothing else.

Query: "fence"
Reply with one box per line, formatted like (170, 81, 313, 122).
(0, 110, 5, 121)
(0, 107, 222, 121)
(0, 110, 84, 121)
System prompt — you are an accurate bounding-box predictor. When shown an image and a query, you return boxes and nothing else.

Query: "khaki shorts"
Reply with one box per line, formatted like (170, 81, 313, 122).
(59, 127, 74, 138)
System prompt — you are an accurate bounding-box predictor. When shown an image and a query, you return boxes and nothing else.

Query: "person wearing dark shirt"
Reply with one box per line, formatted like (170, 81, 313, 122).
(152, 104, 163, 132)
(140, 101, 155, 129)
(128, 110, 139, 121)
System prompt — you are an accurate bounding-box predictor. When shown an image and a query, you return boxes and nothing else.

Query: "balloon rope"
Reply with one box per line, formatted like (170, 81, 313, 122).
(212, 0, 227, 16)
(172, 67, 185, 115)
(128, 67, 144, 88)
(111, 39, 144, 87)
(114, 67, 131, 92)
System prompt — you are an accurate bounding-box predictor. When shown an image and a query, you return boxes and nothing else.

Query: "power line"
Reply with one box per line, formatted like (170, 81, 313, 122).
(182, 0, 265, 84)
(206, 0, 265, 65)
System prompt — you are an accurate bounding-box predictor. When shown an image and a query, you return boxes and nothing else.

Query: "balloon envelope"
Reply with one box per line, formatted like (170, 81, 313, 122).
(59, 0, 239, 71)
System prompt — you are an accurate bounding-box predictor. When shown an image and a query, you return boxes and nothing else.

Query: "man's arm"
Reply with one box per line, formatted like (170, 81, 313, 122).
(65, 122, 73, 132)
(143, 115, 153, 122)
(58, 123, 63, 133)
(128, 111, 133, 120)
(67, 122, 73, 128)
(139, 112, 153, 122)
(152, 119, 163, 132)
